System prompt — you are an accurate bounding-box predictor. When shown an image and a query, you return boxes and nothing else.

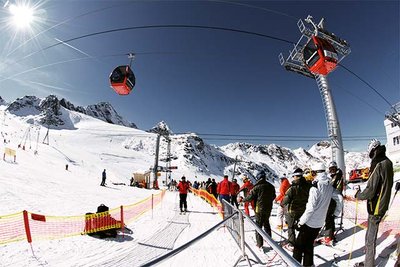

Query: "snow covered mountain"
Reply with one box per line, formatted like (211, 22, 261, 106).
(5, 95, 137, 129)
(1, 94, 370, 183)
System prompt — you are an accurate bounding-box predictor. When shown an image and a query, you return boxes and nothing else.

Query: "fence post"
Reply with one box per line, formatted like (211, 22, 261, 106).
(239, 211, 246, 255)
(23, 210, 32, 243)
(120, 205, 124, 239)
(151, 194, 154, 219)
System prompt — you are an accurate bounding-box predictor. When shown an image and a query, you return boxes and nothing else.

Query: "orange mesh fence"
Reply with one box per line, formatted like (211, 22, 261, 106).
(191, 188, 223, 217)
(0, 190, 165, 245)
(343, 192, 400, 235)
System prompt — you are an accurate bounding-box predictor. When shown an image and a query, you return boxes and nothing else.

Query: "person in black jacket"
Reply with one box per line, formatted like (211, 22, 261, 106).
(354, 139, 393, 267)
(239, 170, 276, 248)
(281, 168, 312, 248)
(100, 169, 106, 186)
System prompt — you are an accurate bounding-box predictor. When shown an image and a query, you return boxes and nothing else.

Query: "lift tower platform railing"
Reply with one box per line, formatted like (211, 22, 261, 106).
(278, 15, 351, 177)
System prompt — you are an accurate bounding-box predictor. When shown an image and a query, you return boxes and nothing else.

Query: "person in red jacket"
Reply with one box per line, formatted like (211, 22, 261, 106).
(230, 178, 240, 208)
(238, 176, 255, 216)
(275, 175, 290, 229)
(217, 175, 231, 205)
(177, 176, 190, 213)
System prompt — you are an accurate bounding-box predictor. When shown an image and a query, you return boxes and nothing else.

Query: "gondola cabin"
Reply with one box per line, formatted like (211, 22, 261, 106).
(109, 65, 136, 95)
(303, 35, 338, 75)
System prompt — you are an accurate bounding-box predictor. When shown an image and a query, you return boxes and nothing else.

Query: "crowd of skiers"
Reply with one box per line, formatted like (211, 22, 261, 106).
(168, 139, 395, 267)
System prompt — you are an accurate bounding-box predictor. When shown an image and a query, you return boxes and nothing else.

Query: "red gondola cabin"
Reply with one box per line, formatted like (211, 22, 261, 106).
(109, 65, 135, 95)
(303, 35, 338, 75)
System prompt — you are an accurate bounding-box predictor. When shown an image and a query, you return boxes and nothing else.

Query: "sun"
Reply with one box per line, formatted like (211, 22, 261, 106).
(9, 3, 35, 30)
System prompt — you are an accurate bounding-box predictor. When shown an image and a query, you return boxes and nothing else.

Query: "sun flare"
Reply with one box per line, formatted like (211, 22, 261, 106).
(9, 3, 35, 29)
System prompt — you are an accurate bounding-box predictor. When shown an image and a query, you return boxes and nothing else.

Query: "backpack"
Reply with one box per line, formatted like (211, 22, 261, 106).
(97, 204, 109, 213)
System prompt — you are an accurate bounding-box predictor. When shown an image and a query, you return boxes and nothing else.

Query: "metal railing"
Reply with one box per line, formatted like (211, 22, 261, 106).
(222, 199, 301, 267)
(140, 197, 301, 267)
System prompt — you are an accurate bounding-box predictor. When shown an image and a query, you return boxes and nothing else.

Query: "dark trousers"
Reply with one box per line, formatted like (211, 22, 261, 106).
(325, 199, 336, 239)
(255, 211, 272, 248)
(286, 213, 300, 246)
(179, 194, 187, 211)
(101, 178, 106, 186)
(364, 214, 381, 267)
(230, 194, 239, 208)
(293, 224, 321, 266)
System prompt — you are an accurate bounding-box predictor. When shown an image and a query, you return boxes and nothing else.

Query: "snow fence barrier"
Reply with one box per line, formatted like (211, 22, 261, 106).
(190, 187, 223, 217)
(343, 193, 400, 235)
(0, 190, 165, 245)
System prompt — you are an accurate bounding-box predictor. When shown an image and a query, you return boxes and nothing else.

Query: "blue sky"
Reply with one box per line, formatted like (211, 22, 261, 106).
(0, 0, 398, 151)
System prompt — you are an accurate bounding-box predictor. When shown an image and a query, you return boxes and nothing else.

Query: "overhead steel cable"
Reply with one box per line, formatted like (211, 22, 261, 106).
(15, 24, 294, 63)
(8, 22, 394, 119)
(338, 63, 396, 111)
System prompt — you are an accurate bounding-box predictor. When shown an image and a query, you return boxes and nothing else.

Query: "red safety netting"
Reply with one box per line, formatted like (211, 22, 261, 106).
(0, 190, 165, 245)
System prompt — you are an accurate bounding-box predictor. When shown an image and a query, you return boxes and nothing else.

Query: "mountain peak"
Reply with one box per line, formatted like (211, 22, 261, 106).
(148, 121, 172, 135)
(6, 95, 137, 129)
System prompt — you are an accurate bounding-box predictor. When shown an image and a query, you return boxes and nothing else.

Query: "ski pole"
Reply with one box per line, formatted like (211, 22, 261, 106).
(348, 185, 359, 264)
(389, 181, 400, 209)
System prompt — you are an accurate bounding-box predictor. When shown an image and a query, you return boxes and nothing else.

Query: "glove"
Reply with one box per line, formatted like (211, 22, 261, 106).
(295, 223, 303, 231)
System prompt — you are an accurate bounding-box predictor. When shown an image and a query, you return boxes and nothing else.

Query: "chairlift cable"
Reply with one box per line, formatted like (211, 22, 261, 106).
(338, 63, 395, 111)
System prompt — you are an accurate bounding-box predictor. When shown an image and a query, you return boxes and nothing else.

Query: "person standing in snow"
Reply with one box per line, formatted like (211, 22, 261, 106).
(177, 176, 190, 213)
(238, 175, 255, 216)
(281, 168, 311, 248)
(100, 169, 106, 186)
(230, 178, 240, 208)
(217, 175, 231, 206)
(293, 163, 342, 267)
(210, 178, 218, 200)
(275, 175, 290, 230)
(320, 161, 344, 245)
(239, 170, 275, 248)
(354, 139, 393, 267)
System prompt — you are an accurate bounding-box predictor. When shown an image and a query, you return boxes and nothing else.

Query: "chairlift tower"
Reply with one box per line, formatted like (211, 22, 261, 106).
(279, 15, 351, 176)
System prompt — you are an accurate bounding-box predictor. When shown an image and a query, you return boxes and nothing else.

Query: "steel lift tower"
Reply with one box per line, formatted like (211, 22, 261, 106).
(279, 15, 351, 176)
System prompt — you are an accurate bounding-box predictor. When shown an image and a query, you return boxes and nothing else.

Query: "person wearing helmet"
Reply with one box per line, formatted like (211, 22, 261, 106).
(238, 175, 255, 216)
(281, 167, 311, 249)
(293, 163, 342, 266)
(238, 170, 276, 248)
(303, 167, 316, 182)
(230, 178, 240, 208)
(354, 140, 393, 267)
(275, 175, 290, 230)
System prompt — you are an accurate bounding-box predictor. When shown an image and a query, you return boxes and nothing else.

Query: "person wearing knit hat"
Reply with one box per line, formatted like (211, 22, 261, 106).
(281, 167, 311, 249)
